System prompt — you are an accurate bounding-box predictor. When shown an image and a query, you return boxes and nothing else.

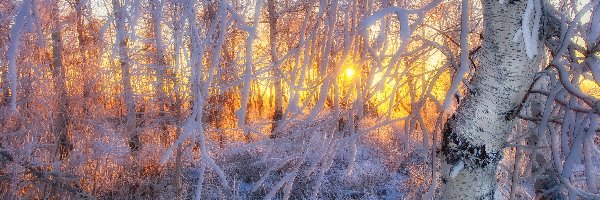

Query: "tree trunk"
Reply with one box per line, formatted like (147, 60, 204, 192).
(150, 0, 172, 149)
(74, 0, 91, 114)
(6, 0, 31, 113)
(113, 0, 140, 152)
(439, 0, 542, 199)
(50, 1, 72, 160)
(150, 0, 168, 113)
(170, 3, 185, 196)
(267, 0, 283, 138)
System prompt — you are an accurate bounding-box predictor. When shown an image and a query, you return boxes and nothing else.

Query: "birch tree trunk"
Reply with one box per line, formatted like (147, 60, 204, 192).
(113, 0, 140, 152)
(6, 0, 31, 113)
(439, 0, 542, 199)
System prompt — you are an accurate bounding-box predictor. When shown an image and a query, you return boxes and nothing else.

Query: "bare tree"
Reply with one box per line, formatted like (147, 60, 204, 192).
(5, 0, 31, 113)
(50, 0, 72, 160)
(267, 0, 283, 137)
(112, 0, 140, 152)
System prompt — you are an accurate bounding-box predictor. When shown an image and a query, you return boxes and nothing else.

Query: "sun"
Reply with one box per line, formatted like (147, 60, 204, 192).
(345, 68, 355, 78)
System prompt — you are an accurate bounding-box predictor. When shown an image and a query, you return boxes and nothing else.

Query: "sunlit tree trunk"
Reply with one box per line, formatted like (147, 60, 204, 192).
(113, 0, 140, 152)
(171, 2, 184, 197)
(210, 40, 233, 147)
(74, 0, 91, 114)
(439, 0, 542, 199)
(267, 0, 283, 137)
(203, 0, 228, 146)
(150, 0, 168, 108)
(150, 0, 171, 149)
(1, 4, 12, 109)
(1, 71, 7, 109)
(236, 0, 263, 133)
(50, 1, 72, 160)
(5, 0, 31, 113)
(187, 0, 209, 197)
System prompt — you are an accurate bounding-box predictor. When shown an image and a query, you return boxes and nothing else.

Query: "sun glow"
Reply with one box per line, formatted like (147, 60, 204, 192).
(345, 67, 356, 78)
(580, 77, 600, 98)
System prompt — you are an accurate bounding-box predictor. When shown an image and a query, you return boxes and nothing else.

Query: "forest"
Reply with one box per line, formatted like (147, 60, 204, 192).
(0, 0, 599, 199)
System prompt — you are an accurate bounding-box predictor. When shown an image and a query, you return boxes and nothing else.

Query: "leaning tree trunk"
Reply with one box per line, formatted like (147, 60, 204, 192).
(439, 0, 542, 199)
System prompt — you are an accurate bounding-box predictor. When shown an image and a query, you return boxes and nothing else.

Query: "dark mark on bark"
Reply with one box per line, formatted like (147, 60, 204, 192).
(476, 187, 496, 200)
(441, 115, 502, 171)
(469, 87, 478, 95)
(504, 105, 519, 121)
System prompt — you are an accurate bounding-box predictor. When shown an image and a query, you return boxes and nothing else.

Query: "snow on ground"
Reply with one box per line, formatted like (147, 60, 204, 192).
(173, 114, 434, 199)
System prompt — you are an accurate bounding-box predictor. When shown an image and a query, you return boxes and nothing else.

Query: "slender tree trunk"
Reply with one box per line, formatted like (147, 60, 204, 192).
(50, 1, 72, 160)
(113, 0, 140, 152)
(171, 3, 184, 196)
(173, 91, 184, 199)
(150, 0, 172, 149)
(75, 0, 91, 114)
(150, 0, 168, 113)
(213, 39, 234, 146)
(267, 0, 283, 137)
(439, 0, 542, 199)
(236, 0, 263, 132)
(1, 70, 7, 109)
(6, 0, 31, 113)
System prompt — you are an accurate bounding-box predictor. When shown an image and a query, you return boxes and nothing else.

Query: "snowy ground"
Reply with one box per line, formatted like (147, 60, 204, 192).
(172, 115, 435, 199)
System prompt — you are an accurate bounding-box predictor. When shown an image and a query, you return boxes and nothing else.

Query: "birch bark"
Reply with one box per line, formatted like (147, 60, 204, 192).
(440, 0, 542, 199)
